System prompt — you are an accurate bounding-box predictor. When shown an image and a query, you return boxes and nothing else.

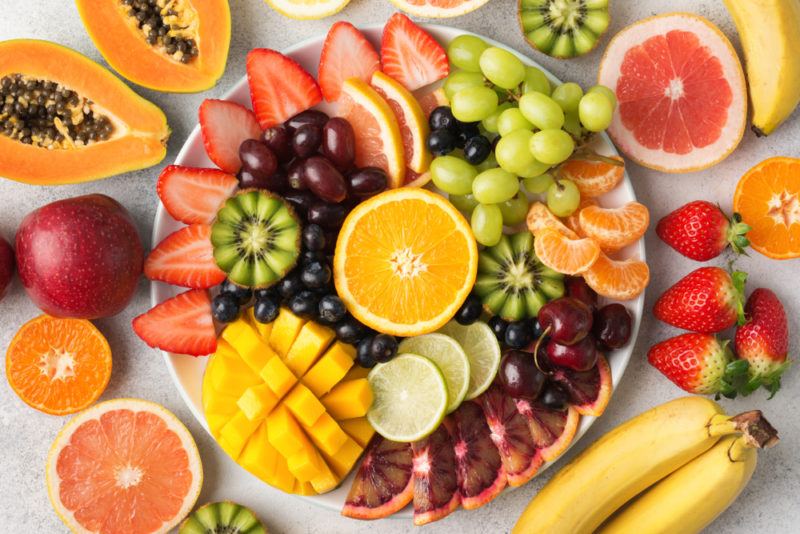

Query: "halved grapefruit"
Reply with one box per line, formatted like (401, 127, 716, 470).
(47, 398, 202, 534)
(390, 0, 491, 18)
(598, 13, 746, 173)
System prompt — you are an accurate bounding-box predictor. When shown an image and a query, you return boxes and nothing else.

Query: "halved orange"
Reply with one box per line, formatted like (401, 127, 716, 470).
(526, 202, 578, 239)
(559, 157, 625, 198)
(6, 315, 111, 415)
(582, 252, 650, 300)
(334, 188, 478, 336)
(733, 156, 800, 259)
(579, 201, 650, 251)
(534, 228, 601, 275)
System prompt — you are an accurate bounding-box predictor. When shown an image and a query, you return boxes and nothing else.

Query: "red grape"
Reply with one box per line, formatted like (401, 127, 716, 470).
(348, 167, 388, 198)
(239, 139, 277, 180)
(308, 202, 348, 229)
(262, 125, 292, 163)
(321, 117, 355, 171)
(292, 124, 322, 158)
(287, 110, 329, 131)
(303, 156, 347, 203)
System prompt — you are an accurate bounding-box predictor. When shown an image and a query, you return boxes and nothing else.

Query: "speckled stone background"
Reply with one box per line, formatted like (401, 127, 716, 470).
(1, 1, 797, 532)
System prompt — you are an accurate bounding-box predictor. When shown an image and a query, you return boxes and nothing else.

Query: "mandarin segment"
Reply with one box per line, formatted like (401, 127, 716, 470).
(534, 228, 601, 275)
(526, 202, 578, 239)
(578, 201, 650, 251)
(582, 252, 650, 300)
(564, 197, 598, 238)
(559, 157, 625, 197)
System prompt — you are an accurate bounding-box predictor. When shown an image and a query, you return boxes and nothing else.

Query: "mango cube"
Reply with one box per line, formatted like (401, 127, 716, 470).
(266, 405, 313, 458)
(285, 322, 335, 376)
(239, 423, 279, 483)
(305, 413, 348, 457)
(247, 307, 272, 339)
(309, 456, 339, 494)
(219, 411, 261, 459)
(339, 417, 376, 448)
(284, 383, 326, 427)
(343, 364, 370, 381)
(222, 319, 272, 373)
(320, 437, 364, 479)
(259, 355, 296, 398)
(210, 353, 260, 395)
(269, 308, 306, 357)
(287, 446, 322, 482)
(204, 391, 238, 417)
(322, 379, 373, 420)
(219, 436, 243, 461)
(237, 384, 278, 421)
(206, 413, 232, 436)
(271, 455, 296, 494)
(303, 342, 355, 397)
(293, 480, 317, 496)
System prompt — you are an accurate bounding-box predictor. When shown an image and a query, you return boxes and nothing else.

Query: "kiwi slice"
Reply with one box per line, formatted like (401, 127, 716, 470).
(519, 0, 611, 59)
(211, 190, 300, 289)
(179, 501, 267, 534)
(474, 231, 564, 321)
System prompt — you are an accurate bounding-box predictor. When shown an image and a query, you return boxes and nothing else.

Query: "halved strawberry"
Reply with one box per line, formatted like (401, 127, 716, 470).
(381, 13, 449, 91)
(157, 165, 239, 225)
(199, 99, 262, 174)
(144, 224, 226, 289)
(133, 289, 217, 356)
(318, 21, 381, 102)
(247, 48, 322, 129)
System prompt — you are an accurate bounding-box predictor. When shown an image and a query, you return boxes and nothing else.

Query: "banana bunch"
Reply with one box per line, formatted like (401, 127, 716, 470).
(724, 0, 800, 135)
(512, 396, 778, 534)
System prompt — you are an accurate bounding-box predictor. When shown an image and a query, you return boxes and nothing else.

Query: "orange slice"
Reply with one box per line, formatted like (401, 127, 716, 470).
(534, 228, 601, 275)
(334, 188, 478, 336)
(578, 201, 650, 251)
(6, 315, 111, 415)
(564, 197, 597, 237)
(559, 157, 625, 197)
(582, 252, 650, 300)
(733, 156, 800, 259)
(526, 202, 578, 239)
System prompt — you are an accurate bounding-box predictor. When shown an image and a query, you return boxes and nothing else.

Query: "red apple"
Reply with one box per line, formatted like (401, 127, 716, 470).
(0, 236, 14, 301)
(16, 194, 144, 319)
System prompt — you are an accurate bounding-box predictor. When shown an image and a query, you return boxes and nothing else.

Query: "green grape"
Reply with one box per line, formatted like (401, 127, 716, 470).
(523, 172, 555, 194)
(430, 156, 478, 195)
(449, 193, 479, 215)
(472, 168, 520, 204)
(498, 192, 529, 226)
(563, 111, 583, 138)
(482, 102, 514, 133)
(579, 92, 614, 132)
(495, 129, 535, 174)
(519, 92, 565, 130)
(529, 129, 575, 165)
(588, 84, 617, 109)
(479, 47, 526, 90)
(551, 82, 584, 114)
(476, 152, 498, 172)
(522, 66, 551, 95)
(471, 203, 504, 246)
(444, 70, 485, 100)
(452, 86, 499, 122)
(497, 108, 534, 136)
(547, 179, 581, 217)
(447, 35, 489, 73)
(515, 158, 551, 179)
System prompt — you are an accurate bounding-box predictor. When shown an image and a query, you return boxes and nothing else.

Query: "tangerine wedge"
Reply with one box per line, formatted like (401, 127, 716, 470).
(564, 197, 598, 238)
(582, 252, 650, 300)
(559, 157, 625, 198)
(579, 201, 650, 251)
(526, 202, 578, 239)
(534, 228, 601, 276)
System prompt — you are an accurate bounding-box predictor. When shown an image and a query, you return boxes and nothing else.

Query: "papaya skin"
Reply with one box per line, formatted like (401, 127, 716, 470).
(75, 0, 231, 93)
(0, 39, 170, 185)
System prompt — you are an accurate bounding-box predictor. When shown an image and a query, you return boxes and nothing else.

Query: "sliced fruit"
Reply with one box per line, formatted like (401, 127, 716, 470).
(76, 0, 230, 92)
(559, 157, 625, 197)
(399, 334, 470, 414)
(343, 437, 414, 519)
(515, 399, 580, 461)
(340, 417, 376, 448)
(179, 501, 266, 534)
(564, 196, 597, 237)
(416, 86, 449, 118)
(199, 99, 262, 174)
(322, 378, 373, 420)
(6, 315, 111, 415)
(534, 228, 601, 276)
(264, 0, 351, 19)
(526, 201, 579, 239)
(597, 13, 747, 172)
(389, 0, 491, 18)
(411, 425, 460, 526)
(338, 78, 406, 187)
(319, 21, 381, 102)
(381, 13, 449, 91)
(157, 165, 239, 225)
(578, 201, 650, 251)
(444, 401, 507, 510)
(582, 251, 650, 300)
(132, 289, 216, 356)
(547, 354, 613, 416)
(519, 0, 611, 58)
(47, 398, 202, 534)
(247, 48, 322, 129)
(0, 40, 169, 185)
(144, 224, 226, 289)
(733, 156, 800, 259)
(211, 190, 301, 288)
(438, 321, 502, 400)
(334, 188, 477, 336)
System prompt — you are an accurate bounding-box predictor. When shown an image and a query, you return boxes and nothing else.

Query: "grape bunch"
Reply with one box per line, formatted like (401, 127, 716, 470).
(430, 34, 619, 246)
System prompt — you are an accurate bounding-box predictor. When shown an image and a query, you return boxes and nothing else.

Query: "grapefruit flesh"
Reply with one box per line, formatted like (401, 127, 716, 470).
(598, 13, 746, 173)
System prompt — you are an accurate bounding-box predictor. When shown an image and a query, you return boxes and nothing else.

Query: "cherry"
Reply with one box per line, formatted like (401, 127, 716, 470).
(564, 276, 597, 310)
(499, 350, 547, 400)
(545, 335, 598, 371)
(537, 297, 593, 345)
(593, 303, 633, 351)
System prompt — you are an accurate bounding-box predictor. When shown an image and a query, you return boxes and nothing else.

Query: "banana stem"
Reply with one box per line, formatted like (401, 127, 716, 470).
(707, 411, 780, 449)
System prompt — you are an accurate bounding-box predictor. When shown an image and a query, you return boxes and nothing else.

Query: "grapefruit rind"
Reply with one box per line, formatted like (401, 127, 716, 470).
(389, 0, 491, 18)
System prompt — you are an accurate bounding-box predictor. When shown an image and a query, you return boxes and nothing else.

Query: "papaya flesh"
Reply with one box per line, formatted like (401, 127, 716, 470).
(76, 0, 231, 93)
(0, 39, 170, 185)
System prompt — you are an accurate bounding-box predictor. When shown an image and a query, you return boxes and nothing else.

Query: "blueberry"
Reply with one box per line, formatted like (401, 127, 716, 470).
(220, 279, 253, 305)
(488, 315, 509, 342)
(505, 320, 534, 349)
(318, 294, 347, 324)
(334, 316, 366, 345)
(211, 293, 240, 323)
(277, 271, 304, 300)
(356, 336, 377, 368)
(455, 294, 483, 325)
(253, 297, 280, 323)
(288, 290, 319, 317)
(427, 128, 457, 156)
(456, 122, 480, 149)
(464, 135, 492, 165)
(254, 287, 278, 301)
(302, 224, 326, 251)
(429, 106, 457, 132)
(301, 260, 332, 289)
(301, 250, 324, 265)
(370, 334, 398, 364)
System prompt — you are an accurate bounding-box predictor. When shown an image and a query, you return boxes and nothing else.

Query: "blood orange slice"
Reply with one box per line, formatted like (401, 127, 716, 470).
(47, 398, 202, 534)
(515, 400, 580, 462)
(411, 425, 460, 526)
(598, 13, 746, 173)
(343, 437, 414, 520)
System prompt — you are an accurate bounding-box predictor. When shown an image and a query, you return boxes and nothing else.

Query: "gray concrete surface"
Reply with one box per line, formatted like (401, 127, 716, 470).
(1, 0, 798, 532)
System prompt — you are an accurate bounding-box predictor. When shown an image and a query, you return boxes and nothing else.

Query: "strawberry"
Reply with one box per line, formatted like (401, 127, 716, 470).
(132, 289, 217, 356)
(648, 333, 747, 396)
(654, 267, 747, 333)
(144, 224, 226, 289)
(656, 200, 750, 261)
(381, 13, 449, 91)
(199, 99, 262, 174)
(735, 288, 791, 397)
(318, 21, 381, 102)
(247, 48, 322, 129)
(157, 165, 238, 225)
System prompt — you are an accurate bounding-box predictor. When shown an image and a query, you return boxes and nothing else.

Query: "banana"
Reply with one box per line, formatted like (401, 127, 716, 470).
(724, 0, 800, 135)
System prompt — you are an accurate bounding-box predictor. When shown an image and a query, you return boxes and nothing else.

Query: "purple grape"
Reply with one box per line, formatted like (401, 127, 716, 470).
(286, 158, 307, 190)
(308, 202, 347, 229)
(239, 139, 277, 181)
(262, 125, 292, 163)
(238, 168, 288, 192)
(321, 117, 355, 171)
(287, 110, 329, 131)
(303, 156, 347, 203)
(348, 167, 388, 198)
(283, 190, 317, 216)
(292, 124, 322, 159)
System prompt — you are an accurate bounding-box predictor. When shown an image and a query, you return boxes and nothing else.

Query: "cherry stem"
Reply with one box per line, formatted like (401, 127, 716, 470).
(532, 325, 552, 375)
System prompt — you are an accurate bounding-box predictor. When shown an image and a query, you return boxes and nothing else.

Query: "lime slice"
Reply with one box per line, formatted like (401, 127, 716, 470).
(399, 334, 471, 413)
(367, 354, 448, 442)
(438, 321, 501, 399)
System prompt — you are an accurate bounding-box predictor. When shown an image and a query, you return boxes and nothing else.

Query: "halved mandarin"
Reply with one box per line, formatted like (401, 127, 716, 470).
(534, 228, 601, 276)
(582, 252, 650, 300)
(526, 202, 578, 239)
(559, 157, 625, 198)
(579, 201, 650, 251)
(334, 188, 478, 336)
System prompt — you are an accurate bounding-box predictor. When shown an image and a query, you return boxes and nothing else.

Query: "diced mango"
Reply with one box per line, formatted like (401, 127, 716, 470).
(303, 342, 355, 397)
(287, 446, 322, 482)
(247, 307, 272, 339)
(293, 480, 317, 496)
(271, 455, 296, 493)
(214, 338, 239, 360)
(222, 319, 273, 373)
(219, 411, 262, 458)
(343, 364, 370, 381)
(210, 352, 261, 396)
(266, 405, 313, 458)
(259, 355, 297, 398)
(237, 384, 278, 421)
(206, 413, 232, 436)
(309, 456, 339, 494)
(239, 423, 279, 484)
(285, 322, 335, 376)
(203, 391, 238, 416)
(339, 417, 376, 448)
(219, 436, 242, 461)
(320, 437, 364, 479)
(305, 413, 348, 457)
(269, 308, 306, 357)
(322, 379, 373, 420)
(284, 383, 326, 427)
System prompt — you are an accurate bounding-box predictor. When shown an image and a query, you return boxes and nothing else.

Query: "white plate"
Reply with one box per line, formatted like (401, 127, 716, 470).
(152, 24, 645, 518)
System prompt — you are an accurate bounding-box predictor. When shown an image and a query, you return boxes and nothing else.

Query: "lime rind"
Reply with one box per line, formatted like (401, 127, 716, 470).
(438, 321, 501, 400)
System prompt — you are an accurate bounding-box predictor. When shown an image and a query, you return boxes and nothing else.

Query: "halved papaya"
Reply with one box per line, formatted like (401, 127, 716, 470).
(76, 0, 231, 93)
(0, 39, 169, 185)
